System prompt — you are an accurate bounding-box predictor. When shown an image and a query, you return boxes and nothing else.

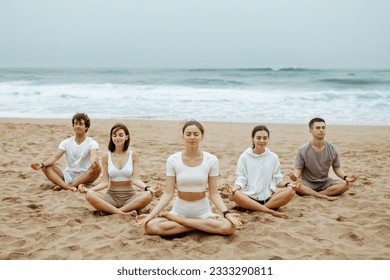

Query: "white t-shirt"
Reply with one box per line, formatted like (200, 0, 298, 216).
(59, 136, 99, 172)
(166, 151, 219, 192)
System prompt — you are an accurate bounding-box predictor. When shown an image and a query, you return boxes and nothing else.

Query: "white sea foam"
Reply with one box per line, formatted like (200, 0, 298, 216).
(0, 68, 389, 125)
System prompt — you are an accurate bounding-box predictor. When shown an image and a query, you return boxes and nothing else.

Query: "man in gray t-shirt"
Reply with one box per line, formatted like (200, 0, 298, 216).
(291, 118, 357, 200)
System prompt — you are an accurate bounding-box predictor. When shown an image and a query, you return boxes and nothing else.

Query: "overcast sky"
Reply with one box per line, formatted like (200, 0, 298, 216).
(1, 0, 389, 68)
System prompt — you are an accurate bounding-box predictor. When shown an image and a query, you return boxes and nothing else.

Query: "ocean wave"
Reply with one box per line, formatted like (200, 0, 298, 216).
(318, 78, 390, 86)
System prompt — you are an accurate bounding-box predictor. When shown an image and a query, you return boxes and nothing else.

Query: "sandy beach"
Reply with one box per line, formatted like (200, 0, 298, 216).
(0, 118, 389, 260)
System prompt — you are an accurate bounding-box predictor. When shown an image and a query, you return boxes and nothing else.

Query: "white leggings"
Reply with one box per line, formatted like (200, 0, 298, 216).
(170, 197, 215, 219)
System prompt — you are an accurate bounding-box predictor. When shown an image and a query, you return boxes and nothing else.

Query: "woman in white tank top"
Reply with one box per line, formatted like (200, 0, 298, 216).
(79, 123, 161, 215)
(135, 120, 242, 236)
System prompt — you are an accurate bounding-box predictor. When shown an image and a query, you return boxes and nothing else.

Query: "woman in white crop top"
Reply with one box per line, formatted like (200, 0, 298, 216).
(79, 123, 161, 215)
(225, 125, 301, 219)
(135, 120, 241, 236)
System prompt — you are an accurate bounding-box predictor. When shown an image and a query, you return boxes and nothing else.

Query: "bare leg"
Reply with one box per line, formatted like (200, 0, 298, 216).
(41, 165, 70, 190)
(160, 213, 235, 235)
(69, 165, 101, 189)
(296, 184, 338, 201)
(265, 187, 296, 209)
(145, 217, 194, 236)
(320, 181, 350, 196)
(85, 190, 133, 215)
(232, 191, 287, 218)
(119, 192, 153, 213)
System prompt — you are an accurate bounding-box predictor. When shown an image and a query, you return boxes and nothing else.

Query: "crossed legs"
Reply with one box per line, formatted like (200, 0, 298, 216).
(145, 213, 236, 236)
(85, 190, 153, 215)
(42, 164, 101, 191)
(296, 181, 350, 200)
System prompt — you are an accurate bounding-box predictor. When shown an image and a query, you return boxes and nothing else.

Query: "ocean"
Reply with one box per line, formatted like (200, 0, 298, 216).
(0, 68, 389, 126)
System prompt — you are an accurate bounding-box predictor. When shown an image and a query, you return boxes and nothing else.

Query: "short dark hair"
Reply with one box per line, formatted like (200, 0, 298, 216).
(251, 125, 270, 148)
(72, 113, 90, 132)
(182, 120, 205, 135)
(309, 117, 326, 129)
(108, 123, 130, 152)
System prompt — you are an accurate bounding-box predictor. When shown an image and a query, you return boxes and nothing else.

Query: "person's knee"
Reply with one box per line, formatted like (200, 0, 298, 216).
(342, 182, 350, 193)
(85, 190, 96, 202)
(219, 221, 236, 235)
(144, 220, 159, 235)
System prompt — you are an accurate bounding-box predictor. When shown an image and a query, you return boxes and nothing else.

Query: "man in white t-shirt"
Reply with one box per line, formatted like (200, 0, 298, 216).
(290, 117, 357, 200)
(31, 113, 101, 191)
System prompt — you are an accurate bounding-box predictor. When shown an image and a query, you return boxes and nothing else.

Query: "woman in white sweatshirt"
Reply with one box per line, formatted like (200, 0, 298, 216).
(226, 125, 300, 219)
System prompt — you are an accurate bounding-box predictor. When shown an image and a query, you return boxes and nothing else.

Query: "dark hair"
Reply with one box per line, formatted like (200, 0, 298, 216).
(108, 123, 130, 152)
(72, 113, 91, 132)
(251, 125, 270, 148)
(182, 120, 205, 135)
(309, 117, 326, 129)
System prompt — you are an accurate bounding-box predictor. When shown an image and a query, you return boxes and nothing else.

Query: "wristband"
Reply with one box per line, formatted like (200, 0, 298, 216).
(223, 210, 231, 218)
(343, 175, 348, 180)
(40, 162, 45, 169)
(284, 182, 291, 188)
(144, 186, 151, 192)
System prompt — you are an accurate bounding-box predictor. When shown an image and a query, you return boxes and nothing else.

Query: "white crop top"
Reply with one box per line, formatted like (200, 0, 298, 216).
(166, 151, 219, 192)
(107, 151, 133, 181)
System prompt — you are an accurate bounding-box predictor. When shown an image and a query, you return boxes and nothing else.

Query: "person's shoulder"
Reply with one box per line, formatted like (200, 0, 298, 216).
(59, 136, 73, 146)
(203, 151, 218, 163)
(325, 141, 338, 151)
(298, 141, 311, 151)
(267, 149, 279, 159)
(167, 151, 181, 161)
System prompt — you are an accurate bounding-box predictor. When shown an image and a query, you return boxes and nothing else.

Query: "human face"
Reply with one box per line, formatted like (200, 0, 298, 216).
(252, 130, 269, 152)
(112, 129, 129, 147)
(182, 125, 203, 147)
(73, 119, 87, 135)
(310, 122, 326, 139)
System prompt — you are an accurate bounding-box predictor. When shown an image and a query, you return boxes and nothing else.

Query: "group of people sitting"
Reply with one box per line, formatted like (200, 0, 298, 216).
(31, 113, 357, 237)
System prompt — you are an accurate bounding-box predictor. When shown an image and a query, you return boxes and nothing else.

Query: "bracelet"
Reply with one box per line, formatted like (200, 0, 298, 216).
(284, 182, 291, 188)
(144, 186, 151, 192)
(223, 210, 231, 218)
(343, 175, 348, 180)
(40, 162, 45, 169)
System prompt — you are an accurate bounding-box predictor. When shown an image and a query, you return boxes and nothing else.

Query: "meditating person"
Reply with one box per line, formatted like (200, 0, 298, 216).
(135, 120, 241, 236)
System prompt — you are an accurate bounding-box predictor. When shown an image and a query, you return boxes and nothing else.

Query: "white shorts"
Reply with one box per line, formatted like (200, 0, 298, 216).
(169, 197, 216, 219)
(62, 169, 84, 185)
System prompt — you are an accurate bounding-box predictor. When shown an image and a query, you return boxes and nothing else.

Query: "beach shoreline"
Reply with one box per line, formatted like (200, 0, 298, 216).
(0, 118, 389, 260)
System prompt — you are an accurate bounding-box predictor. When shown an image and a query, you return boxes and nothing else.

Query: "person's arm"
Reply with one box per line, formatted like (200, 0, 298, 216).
(31, 149, 64, 170)
(290, 168, 302, 182)
(89, 148, 100, 169)
(209, 176, 242, 227)
(131, 151, 148, 189)
(79, 154, 107, 193)
(333, 166, 357, 183)
(131, 151, 162, 196)
(134, 176, 175, 227)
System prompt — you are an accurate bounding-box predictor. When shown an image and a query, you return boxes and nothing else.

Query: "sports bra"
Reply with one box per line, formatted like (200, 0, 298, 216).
(107, 151, 133, 181)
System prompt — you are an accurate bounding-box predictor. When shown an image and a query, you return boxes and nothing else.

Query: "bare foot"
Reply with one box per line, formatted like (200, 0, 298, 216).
(53, 185, 63, 191)
(159, 212, 185, 223)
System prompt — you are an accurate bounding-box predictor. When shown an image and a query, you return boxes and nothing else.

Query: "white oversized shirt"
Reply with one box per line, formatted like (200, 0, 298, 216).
(59, 136, 99, 173)
(234, 147, 283, 201)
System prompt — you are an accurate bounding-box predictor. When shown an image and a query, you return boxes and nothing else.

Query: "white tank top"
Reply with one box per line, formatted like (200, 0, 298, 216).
(107, 151, 133, 181)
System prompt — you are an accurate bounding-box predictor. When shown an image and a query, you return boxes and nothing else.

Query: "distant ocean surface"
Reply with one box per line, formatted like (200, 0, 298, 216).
(1, 68, 389, 125)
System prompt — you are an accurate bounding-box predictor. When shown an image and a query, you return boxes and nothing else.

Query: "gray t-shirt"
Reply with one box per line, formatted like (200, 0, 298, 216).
(295, 141, 340, 186)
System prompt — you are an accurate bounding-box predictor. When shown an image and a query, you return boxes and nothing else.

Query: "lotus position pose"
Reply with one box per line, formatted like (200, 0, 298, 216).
(135, 120, 241, 236)
(79, 123, 161, 215)
(225, 125, 300, 219)
(290, 117, 357, 200)
(31, 113, 101, 191)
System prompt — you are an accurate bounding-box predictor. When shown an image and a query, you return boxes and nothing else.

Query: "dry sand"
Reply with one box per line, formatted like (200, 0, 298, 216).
(1, 118, 389, 260)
